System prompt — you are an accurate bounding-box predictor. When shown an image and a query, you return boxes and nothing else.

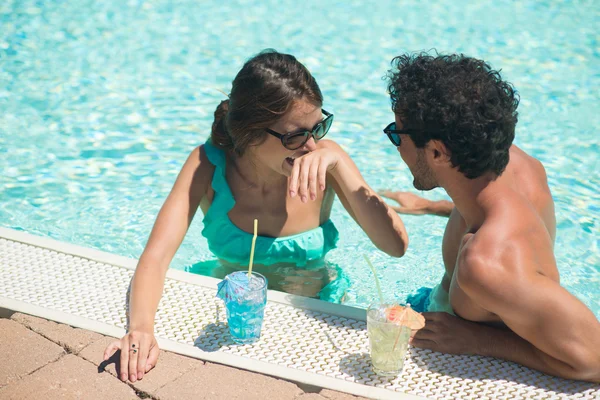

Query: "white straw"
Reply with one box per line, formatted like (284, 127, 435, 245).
(363, 255, 384, 304)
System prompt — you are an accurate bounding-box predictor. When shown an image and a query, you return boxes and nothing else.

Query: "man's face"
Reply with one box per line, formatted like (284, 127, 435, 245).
(394, 115, 438, 191)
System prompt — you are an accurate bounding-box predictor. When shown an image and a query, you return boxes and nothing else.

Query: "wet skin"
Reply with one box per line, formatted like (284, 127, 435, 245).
(103, 100, 409, 383)
(385, 116, 600, 382)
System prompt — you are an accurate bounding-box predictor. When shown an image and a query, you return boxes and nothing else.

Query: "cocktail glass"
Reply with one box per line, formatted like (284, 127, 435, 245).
(219, 271, 267, 344)
(367, 303, 412, 376)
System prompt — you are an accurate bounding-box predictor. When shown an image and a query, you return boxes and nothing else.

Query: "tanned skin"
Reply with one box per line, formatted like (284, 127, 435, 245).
(383, 125, 600, 382)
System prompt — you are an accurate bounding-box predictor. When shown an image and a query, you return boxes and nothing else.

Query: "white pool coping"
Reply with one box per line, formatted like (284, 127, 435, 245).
(1, 227, 598, 400)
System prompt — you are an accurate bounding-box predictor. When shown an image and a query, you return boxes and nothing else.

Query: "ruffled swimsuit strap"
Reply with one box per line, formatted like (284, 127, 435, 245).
(203, 140, 236, 218)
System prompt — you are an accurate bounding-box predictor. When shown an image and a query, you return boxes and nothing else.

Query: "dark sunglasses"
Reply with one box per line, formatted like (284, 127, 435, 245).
(266, 110, 334, 150)
(383, 122, 419, 146)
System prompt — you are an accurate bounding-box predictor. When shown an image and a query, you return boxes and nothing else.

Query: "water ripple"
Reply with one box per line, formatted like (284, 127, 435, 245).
(1, 0, 598, 317)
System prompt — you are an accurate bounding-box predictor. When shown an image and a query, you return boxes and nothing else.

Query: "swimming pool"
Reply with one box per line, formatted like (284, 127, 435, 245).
(1, 0, 598, 317)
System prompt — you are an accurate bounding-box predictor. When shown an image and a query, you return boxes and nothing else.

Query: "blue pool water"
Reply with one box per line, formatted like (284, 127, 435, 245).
(1, 0, 598, 317)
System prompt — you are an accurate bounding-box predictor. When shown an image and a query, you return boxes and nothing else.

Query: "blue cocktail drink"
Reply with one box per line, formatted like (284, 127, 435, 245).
(217, 271, 267, 344)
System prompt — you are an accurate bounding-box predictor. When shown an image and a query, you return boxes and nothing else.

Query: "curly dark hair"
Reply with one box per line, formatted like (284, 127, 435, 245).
(387, 52, 520, 179)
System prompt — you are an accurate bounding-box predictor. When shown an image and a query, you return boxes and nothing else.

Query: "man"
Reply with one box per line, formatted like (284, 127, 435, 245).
(381, 52, 600, 382)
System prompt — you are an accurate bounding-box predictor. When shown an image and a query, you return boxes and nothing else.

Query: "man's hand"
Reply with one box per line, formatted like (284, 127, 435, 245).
(380, 191, 453, 217)
(410, 312, 485, 355)
(411, 309, 600, 382)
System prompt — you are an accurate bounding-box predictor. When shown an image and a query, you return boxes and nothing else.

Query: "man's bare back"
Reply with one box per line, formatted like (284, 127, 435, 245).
(442, 145, 557, 323)
(384, 52, 600, 381)
(383, 143, 600, 381)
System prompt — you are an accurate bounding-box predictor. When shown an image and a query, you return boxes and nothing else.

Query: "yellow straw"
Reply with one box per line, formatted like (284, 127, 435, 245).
(247, 219, 258, 278)
(363, 255, 384, 304)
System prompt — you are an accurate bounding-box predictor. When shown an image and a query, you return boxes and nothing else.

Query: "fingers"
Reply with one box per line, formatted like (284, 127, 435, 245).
(378, 190, 396, 199)
(317, 159, 327, 192)
(422, 312, 448, 325)
(288, 161, 300, 198)
(423, 312, 444, 319)
(109, 333, 158, 382)
(128, 340, 140, 382)
(378, 190, 404, 203)
(409, 327, 423, 340)
(146, 341, 160, 372)
(297, 158, 311, 202)
(136, 337, 149, 381)
(410, 337, 438, 350)
(103, 340, 121, 361)
(119, 336, 130, 381)
(308, 160, 319, 200)
(289, 152, 328, 202)
(412, 328, 437, 341)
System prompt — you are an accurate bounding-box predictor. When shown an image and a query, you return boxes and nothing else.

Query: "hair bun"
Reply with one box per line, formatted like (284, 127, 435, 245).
(211, 99, 234, 150)
(215, 99, 229, 118)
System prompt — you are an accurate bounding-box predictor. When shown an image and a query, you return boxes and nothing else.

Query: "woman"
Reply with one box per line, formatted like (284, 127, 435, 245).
(104, 49, 408, 383)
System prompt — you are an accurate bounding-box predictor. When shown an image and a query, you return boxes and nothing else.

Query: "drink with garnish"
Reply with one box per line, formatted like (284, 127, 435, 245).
(216, 219, 268, 344)
(367, 303, 424, 376)
(218, 271, 267, 344)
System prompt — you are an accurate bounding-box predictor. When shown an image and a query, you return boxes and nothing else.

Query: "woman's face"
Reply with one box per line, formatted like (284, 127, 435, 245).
(253, 99, 323, 177)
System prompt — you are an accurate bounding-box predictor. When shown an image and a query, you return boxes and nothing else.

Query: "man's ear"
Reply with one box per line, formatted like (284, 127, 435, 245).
(428, 140, 450, 166)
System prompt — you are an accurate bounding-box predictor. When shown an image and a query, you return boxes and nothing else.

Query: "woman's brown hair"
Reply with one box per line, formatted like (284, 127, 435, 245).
(210, 49, 323, 156)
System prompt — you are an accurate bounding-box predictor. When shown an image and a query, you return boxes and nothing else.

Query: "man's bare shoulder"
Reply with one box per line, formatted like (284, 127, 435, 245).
(510, 145, 544, 169)
(456, 198, 553, 291)
(508, 146, 552, 193)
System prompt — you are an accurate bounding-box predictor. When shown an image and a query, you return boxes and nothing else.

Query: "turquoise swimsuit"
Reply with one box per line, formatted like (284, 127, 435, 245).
(199, 140, 348, 302)
(201, 140, 339, 266)
(407, 281, 455, 315)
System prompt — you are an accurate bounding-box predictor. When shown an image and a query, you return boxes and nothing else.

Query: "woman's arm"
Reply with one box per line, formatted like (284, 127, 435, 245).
(104, 145, 212, 382)
(129, 145, 211, 331)
(323, 141, 409, 257)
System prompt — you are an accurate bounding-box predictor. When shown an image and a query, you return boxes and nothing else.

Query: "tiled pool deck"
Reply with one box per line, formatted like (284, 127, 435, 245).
(1, 227, 599, 399)
(0, 311, 365, 400)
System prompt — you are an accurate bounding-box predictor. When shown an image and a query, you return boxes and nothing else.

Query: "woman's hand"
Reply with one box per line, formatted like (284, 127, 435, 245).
(103, 330, 160, 382)
(288, 148, 341, 202)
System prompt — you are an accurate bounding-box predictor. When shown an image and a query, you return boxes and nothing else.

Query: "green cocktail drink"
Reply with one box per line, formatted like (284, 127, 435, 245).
(367, 303, 414, 376)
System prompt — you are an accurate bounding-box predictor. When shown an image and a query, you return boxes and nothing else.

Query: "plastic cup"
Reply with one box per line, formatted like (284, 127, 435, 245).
(222, 271, 267, 344)
(367, 303, 411, 376)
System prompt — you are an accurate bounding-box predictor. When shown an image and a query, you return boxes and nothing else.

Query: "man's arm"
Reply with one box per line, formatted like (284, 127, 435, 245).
(380, 191, 454, 217)
(458, 254, 600, 382)
(412, 312, 600, 382)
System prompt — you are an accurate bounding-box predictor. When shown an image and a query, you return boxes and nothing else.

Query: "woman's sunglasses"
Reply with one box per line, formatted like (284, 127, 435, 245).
(383, 122, 418, 146)
(266, 110, 334, 150)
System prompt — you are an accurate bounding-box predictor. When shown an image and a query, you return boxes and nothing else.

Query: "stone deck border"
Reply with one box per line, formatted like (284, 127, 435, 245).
(0, 312, 367, 399)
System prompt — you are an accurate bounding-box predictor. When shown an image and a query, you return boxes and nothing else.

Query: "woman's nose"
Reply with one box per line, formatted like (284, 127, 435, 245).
(304, 137, 317, 151)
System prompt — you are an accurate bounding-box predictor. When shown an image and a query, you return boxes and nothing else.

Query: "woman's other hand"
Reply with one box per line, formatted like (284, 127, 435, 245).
(103, 330, 159, 382)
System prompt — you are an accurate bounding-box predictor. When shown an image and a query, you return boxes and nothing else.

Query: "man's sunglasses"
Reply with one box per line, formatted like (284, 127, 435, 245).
(266, 110, 334, 150)
(383, 122, 418, 146)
